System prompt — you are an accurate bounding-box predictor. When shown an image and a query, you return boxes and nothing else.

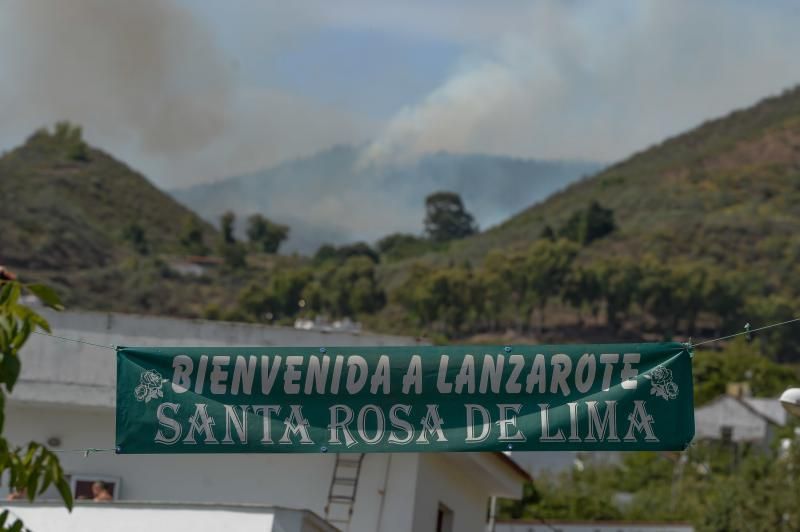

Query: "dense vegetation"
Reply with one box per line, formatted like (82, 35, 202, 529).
(496, 339, 800, 530)
(2, 89, 800, 532)
(0, 90, 800, 360)
(499, 440, 800, 531)
(4, 87, 800, 361)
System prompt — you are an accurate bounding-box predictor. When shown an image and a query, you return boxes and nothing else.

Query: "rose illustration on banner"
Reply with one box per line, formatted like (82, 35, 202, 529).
(643, 365, 679, 400)
(134, 369, 164, 403)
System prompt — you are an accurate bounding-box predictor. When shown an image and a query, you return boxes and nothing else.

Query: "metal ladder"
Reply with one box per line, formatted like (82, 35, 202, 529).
(324, 453, 365, 531)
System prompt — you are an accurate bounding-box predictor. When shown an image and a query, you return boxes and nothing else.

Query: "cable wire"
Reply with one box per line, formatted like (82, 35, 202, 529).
(691, 317, 800, 347)
(31, 331, 116, 350)
(50, 447, 117, 457)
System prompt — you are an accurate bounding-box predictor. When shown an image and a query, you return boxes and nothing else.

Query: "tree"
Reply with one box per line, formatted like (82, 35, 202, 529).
(217, 212, 247, 269)
(692, 339, 798, 406)
(0, 275, 73, 530)
(322, 257, 385, 316)
(559, 201, 615, 245)
(53, 121, 89, 162)
(246, 214, 289, 254)
(220, 241, 247, 269)
(424, 191, 477, 242)
(376, 233, 429, 261)
(179, 217, 209, 256)
(539, 225, 556, 241)
(744, 295, 800, 362)
(703, 270, 746, 336)
(638, 258, 687, 337)
(593, 258, 641, 333)
(122, 223, 148, 255)
(238, 269, 315, 322)
(396, 264, 481, 337)
(524, 239, 579, 331)
(313, 244, 338, 263)
(313, 242, 379, 264)
(220, 211, 237, 244)
(484, 249, 533, 333)
(563, 266, 602, 325)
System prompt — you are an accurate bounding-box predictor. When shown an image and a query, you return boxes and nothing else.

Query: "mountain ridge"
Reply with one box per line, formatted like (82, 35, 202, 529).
(435, 86, 800, 272)
(171, 146, 602, 253)
(0, 124, 218, 270)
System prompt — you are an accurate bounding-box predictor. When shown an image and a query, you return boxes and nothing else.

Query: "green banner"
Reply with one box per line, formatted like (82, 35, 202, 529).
(115, 343, 694, 454)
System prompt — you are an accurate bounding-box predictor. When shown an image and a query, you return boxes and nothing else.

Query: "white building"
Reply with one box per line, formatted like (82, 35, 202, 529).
(6, 502, 337, 532)
(693, 394, 787, 445)
(7, 310, 529, 532)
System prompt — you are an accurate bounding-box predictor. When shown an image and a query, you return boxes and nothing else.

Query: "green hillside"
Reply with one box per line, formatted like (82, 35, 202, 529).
(3, 84, 800, 361)
(368, 87, 800, 357)
(448, 86, 800, 270)
(0, 123, 218, 270)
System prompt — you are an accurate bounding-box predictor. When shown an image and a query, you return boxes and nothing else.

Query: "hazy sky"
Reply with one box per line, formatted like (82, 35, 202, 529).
(2, 0, 800, 187)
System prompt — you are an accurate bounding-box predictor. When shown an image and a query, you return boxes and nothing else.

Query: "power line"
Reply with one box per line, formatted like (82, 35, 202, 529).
(27, 315, 800, 353)
(31, 331, 116, 351)
(50, 447, 117, 456)
(691, 317, 800, 347)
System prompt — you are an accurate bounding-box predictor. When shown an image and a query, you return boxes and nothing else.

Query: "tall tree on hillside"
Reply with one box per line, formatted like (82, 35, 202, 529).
(179, 217, 209, 256)
(313, 242, 380, 264)
(122, 223, 148, 255)
(559, 201, 615, 245)
(220, 211, 237, 244)
(424, 191, 477, 242)
(376, 233, 429, 261)
(246, 214, 289, 254)
(563, 266, 602, 325)
(218, 212, 247, 269)
(484, 249, 532, 332)
(593, 258, 642, 333)
(525, 239, 579, 332)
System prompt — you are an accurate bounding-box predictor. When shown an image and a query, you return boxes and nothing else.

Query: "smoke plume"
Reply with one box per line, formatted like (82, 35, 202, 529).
(0, 0, 231, 155)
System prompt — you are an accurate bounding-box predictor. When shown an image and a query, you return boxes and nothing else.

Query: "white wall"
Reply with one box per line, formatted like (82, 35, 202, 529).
(8, 310, 524, 532)
(411, 453, 490, 532)
(6, 404, 334, 508)
(694, 396, 767, 442)
(5, 502, 337, 532)
(6, 403, 504, 532)
(349, 453, 419, 532)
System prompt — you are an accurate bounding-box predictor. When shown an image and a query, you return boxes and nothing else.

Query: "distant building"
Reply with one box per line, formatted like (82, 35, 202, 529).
(513, 389, 790, 477)
(166, 255, 224, 277)
(294, 316, 362, 334)
(693, 393, 787, 446)
(509, 450, 621, 477)
(7, 310, 529, 532)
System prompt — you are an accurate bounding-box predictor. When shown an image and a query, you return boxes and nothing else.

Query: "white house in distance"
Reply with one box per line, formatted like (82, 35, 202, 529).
(6, 310, 529, 532)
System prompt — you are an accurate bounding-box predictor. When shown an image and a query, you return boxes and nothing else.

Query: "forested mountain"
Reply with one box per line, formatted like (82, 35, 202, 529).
(171, 146, 601, 252)
(446, 86, 800, 270)
(4, 87, 800, 362)
(0, 123, 217, 270)
(376, 87, 800, 357)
